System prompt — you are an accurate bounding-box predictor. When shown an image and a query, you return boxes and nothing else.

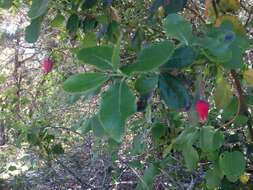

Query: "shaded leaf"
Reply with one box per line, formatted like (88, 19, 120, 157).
(66, 14, 79, 34)
(159, 73, 190, 110)
(77, 46, 113, 70)
(162, 46, 197, 69)
(135, 74, 158, 96)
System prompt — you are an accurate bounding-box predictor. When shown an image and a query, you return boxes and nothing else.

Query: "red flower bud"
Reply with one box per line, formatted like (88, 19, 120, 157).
(195, 100, 209, 122)
(42, 58, 53, 74)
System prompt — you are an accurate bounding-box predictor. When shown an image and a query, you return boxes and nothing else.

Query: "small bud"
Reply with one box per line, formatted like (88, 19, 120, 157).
(195, 100, 209, 122)
(42, 58, 53, 74)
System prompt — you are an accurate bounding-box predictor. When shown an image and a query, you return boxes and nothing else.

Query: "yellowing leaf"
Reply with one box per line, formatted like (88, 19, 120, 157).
(215, 15, 246, 36)
(244, 69, 253, 86)
(218, 0, 240, 12)
(240, 173, 250, 184)
(214, 77, 233, 109)
(205, 0, 216, 21)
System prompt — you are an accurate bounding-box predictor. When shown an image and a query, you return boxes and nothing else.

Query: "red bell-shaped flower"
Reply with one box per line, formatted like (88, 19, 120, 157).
(42, 58, 53, 74)
(195, 100, 209, 122)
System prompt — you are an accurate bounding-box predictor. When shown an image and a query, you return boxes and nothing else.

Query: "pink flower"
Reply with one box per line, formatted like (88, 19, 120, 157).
(195, 100, 209, 122)
(42, 58, 53, 74)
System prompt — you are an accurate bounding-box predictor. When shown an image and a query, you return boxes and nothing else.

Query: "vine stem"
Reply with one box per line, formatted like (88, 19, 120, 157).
(231, 70, 253, 142)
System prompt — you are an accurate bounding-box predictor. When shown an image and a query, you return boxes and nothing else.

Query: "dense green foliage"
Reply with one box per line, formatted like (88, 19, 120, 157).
(1, 0, 253, 189)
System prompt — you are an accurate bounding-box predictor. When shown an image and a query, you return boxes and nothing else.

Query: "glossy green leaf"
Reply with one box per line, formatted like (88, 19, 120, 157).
(28, 0, 48, 19)
(219, 151, 246, 182)
(163, 14, 192, 44)
(159, 74, 190, 110)
(63, 72, 108, 93)
(214, 76, 233, 109)
(135, 74, 158, 96)
(25, 17, 43, 43)
(121, 41, 174, 74)
(182, 144, 199, 171)
(136, 163, 159, 190)
(99, 81, 136, 142)
(162, 46, 197, 69)
(77, 46, 113, 70)
(66, 14, 79, 34)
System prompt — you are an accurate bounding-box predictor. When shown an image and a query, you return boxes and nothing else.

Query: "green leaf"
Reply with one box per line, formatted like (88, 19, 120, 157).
(151, 123, 166, 140)
(28, 0, 48, 19)
(212, 130, 225, 150)
(82, 0, 97, 9)
(199, 126, 216, 152)
(163, 0, 187, 15)
(162, 46, 197, 69)
(8, 166, 17, 171)
(135, 74, 158, 96)
(219, 151, 246, 182)
(199, 126, 224, 153)
(82, 17, 97, 32)
(173, 127, 199, 147)
(132, 134, 147, 154)
(51, 14, 65, 27)
(214, 76, 233, 109)
(159, 73, 190, 110)
(0, 0, 13, 9)
(111, 34, 121, 70)
(182, 144, 199, 171)
(149, 0, 187, 18)
(131, 28, 144, 51)
(0, 74, 6, 84)
(244, 69, 253, 86)
(77, 46, 113, 70)
(121, 41, 174, 74)
(206, 167, 223, 189)
(63, 72, 108, 93)
(51, 144, 64, 154)
(25, 17, 43, 43)
(163, 14, 192, 44)
(87, 115, 106, 137)
(66, 14, 79, 34)
(136, 163, 160, 190)
(99, 81, 136, 142)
